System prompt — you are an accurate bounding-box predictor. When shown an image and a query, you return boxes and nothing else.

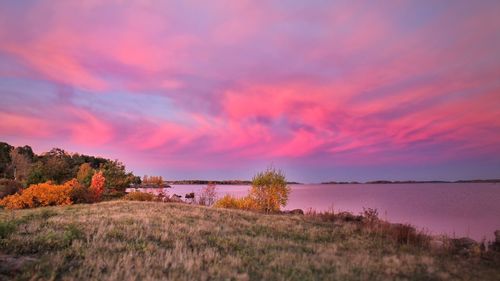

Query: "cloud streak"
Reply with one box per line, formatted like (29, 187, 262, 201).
(1, 0, 499, 181)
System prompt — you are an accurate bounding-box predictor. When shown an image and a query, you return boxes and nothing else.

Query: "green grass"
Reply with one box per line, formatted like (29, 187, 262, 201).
(0, 201, 499, 280)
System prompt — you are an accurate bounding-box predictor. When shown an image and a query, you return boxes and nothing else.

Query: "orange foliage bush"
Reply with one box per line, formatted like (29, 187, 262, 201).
(90, 171, 105, 202)
(0, 180, 74, 209)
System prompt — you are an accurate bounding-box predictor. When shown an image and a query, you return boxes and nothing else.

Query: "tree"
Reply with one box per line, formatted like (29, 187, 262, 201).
(249, 167, 290, 213)
(9, 148, 32, 182)
(89, 171, 105, 202)
(198, 183, 217, 206)
(0, 179, 23, 199)
(142, 175, 164, 186)
(77, 163, 95, 187)
(31, 148, 74, 184)
(100, 160, 134, 193)
(26, 162, 46, 185)
(0, 142, 13, 178)
(16, 145, 35, 161)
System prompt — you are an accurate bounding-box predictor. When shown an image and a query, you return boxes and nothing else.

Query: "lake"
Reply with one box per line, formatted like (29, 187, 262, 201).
(169, 183, 500, 241)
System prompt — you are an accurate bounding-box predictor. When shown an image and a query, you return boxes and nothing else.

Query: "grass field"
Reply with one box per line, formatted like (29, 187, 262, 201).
(0, 201, 499, 280)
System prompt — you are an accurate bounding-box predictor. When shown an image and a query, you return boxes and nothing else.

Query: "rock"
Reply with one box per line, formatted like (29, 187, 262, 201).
(337, 212, 363, 222)
(185, 192, 195, 199)
(283, 209, 304, 215)
(452, 237, 477, 249)
(430, 237, 446, 250)
(451, 237, 480, 256)
(169, 194, 183, 203)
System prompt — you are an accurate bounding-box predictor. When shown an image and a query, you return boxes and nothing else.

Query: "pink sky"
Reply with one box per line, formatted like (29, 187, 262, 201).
(1, 1, 500, 182)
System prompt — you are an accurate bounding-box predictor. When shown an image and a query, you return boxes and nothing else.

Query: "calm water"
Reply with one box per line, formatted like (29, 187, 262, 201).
(169, 183, 500, 241)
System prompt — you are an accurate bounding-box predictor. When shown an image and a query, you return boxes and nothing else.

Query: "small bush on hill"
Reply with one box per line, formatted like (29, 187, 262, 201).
(213, 194, 258, 210)
(214, 194, 240, 209)
(249, 167, 290, 213)
(123, 191, 156, 201)
(0, 179, 23, 199)
(0, 181, 74, 209)
(214, 167, 290, 213)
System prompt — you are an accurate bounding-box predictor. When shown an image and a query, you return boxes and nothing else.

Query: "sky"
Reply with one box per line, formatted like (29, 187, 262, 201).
(1, 0, 499, 183)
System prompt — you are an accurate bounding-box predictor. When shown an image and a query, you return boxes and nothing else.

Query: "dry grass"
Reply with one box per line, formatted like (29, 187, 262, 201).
(0, 201, 499, 280)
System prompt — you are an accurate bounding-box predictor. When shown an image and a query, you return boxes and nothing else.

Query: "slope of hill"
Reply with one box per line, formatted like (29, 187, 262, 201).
(0, 201, 499, 280)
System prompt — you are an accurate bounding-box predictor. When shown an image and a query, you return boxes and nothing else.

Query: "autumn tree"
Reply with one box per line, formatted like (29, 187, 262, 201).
(77, 163, 95, 187)
(89, 171, 105, 202)
(142, 175, 164, 186)
(249, 167, 290, 213)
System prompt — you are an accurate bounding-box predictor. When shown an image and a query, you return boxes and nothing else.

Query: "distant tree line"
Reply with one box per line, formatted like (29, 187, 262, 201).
(166, 180, 252, 185)
(0, 141, 140, 195)
(167, 180, 301, 185)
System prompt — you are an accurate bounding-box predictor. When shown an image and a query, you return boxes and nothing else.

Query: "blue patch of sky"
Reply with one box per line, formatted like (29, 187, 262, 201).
(0, 77, 57, 107)
(71, 89, 190, 125)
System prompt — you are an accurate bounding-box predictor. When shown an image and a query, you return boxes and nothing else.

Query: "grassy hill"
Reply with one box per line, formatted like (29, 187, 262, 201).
(0, 201, 499, 280)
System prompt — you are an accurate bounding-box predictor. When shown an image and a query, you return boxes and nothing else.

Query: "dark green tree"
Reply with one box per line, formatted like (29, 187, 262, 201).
(0, 142, 14, 178)
(100, 160, 133, 193)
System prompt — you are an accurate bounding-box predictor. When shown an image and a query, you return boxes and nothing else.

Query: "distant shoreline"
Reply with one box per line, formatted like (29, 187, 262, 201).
(166, 180, 302, 185)
(321, 179, 500, 184)
(165, 179, 500, 185)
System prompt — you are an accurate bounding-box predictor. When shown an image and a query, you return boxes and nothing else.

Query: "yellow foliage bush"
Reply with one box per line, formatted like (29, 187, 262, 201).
(213, 195, 258, 211)
(214, 167, 290, 213)
(0, 180, 75, 209)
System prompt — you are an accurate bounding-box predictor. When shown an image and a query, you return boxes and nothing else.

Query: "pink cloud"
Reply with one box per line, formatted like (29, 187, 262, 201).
(0, 1, 499, 180)
(0, 112, 52, 138)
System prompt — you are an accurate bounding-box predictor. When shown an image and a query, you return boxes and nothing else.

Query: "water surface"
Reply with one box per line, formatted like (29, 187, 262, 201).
(170, 183, 500, 241)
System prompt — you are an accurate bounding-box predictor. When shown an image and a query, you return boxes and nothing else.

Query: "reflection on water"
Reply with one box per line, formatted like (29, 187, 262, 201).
(170, 183, 500, 241)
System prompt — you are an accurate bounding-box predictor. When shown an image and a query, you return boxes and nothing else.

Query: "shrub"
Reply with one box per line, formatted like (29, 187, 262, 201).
(237, 196, 258, 210)
(361, 207, 379, 225)
(0, 221, 17, 239)
(213, 195, 258, 210)
(198, 183, 217, 206)
(213, 167, 290, 213)
(385, 223, 429, 246)
(68, 180, 93, 204)
(214, 194, 240, 209)
(0, 179, 23, 199)
(0, 181, 73, 209)
(249, 167, 290, 213)
(89, 171, 105, 202)
(123, 191, 156, 201)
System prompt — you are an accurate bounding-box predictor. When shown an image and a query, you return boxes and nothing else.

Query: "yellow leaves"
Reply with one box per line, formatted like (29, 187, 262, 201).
(214, 168, 290, 213)
(213, 195, 258, 211)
